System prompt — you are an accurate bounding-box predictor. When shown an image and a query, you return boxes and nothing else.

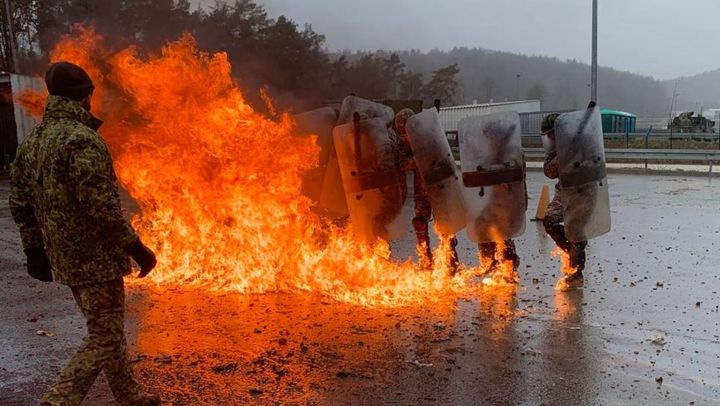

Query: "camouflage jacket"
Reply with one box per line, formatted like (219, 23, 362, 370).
(388, 127, 417, 172)
(543, 146, 561, 192)
(9, 95, 139, 286)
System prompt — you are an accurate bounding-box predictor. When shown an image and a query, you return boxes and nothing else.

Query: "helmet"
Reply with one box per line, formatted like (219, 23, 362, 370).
(541, 113, 559, 134)
(394, 108, 415, 135)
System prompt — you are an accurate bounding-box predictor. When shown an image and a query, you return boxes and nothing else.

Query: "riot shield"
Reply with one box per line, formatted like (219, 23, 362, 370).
(333, 116, 409, 244)
(554, 105, 611, 242)
(404, 108, 467, 236)
(458, 112, 527, 243)
(337, 95, 395, 127)
(317, 149, 349, 218)
(293, 107, 338, 202)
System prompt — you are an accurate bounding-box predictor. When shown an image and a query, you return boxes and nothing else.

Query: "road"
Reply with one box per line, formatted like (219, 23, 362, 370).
(1, 171, 719, 405)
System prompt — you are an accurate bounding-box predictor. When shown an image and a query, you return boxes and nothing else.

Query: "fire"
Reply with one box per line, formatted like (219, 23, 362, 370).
(23, 27, 489, 307)
(551, 246, 581, 291)
(551, 246, 575, 277)
(479, 227, 519, 288)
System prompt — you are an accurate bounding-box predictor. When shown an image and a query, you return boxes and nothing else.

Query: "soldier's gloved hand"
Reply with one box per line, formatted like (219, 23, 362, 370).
(124, 239, 157, 278)
(24, 247, 53, 282)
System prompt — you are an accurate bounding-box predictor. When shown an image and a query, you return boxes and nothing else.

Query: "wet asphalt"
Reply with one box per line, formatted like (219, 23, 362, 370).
(1, 170, 719, 405)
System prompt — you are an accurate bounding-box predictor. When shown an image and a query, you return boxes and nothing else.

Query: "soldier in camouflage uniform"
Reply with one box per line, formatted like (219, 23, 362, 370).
(9, 62, 160, 406)
(390, 108, 459, 271)
(541, 113, 587, 289)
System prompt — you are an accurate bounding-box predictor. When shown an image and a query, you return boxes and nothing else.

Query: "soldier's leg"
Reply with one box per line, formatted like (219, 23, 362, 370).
(502, 239, 520, 272)
(412, 172, 433, 267)
(447, 236, 459, 275)
(543, 194, 571, 252)
(39, 279, 141, 406)
(569, 240, 588, 273)
(478, 241, 498, 271)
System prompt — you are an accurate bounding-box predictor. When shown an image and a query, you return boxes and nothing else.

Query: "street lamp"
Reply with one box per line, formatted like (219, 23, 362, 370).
(591, 0, 598, 103)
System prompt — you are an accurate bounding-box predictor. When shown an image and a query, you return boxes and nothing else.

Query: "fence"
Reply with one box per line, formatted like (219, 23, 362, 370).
(445, 130, 720, 173)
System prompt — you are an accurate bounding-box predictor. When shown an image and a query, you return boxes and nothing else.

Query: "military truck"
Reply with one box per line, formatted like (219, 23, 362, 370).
(669, 112, 715, 133)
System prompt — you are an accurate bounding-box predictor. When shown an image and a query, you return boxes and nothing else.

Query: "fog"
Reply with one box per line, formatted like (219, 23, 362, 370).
(201, 0, 720, 80)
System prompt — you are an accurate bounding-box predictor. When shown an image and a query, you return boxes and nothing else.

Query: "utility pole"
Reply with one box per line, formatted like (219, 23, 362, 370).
(515, 74, 521, 101)
(591, 0, 598, 103)
(2, 0, 19, 72)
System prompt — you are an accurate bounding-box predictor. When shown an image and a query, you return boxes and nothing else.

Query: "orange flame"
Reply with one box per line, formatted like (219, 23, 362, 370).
(21, 28, 496, 307)
(479, 227, 519, 288)
(551, 246, 574, 276)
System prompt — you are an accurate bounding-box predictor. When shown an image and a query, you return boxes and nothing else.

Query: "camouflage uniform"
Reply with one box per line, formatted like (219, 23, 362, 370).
(9, 95, 144, 405)
(542, 133, 587, 272)
(479, 240, 520, 271)
(389, 110, 459, 270)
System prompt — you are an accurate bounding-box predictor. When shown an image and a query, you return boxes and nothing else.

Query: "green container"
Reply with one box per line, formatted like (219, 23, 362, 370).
(601, 108, 636, 134)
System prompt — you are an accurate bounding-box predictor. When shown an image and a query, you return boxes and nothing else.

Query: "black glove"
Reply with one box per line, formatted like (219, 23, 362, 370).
(24, 247, 53, 282)
(123, 239, 157, 278)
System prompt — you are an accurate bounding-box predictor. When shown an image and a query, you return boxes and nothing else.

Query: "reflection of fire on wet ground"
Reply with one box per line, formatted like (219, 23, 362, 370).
(126, 286, 522, 404)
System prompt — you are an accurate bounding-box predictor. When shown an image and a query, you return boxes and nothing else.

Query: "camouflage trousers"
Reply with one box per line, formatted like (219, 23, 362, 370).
(400, 169, 433, 248)
(39, 279, 141, 406)
(479, 239, 519, 271)
(543, 193, 588, 271)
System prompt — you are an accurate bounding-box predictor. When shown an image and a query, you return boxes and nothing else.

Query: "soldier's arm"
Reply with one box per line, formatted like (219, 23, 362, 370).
(67, 133, 139, 248)
(9, 153, 44, 250)
(543, 151, 559, 179)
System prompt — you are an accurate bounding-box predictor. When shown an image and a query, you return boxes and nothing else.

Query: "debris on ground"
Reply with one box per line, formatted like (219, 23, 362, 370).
(154, 354, 173, 363)
(211, 363, 238, 374)
(650, 335, 666, 346)
(35, 330, 54, 337)
(407, 360, 433, 368)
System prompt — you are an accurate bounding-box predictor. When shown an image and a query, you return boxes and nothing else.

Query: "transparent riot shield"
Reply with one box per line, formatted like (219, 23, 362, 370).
(317, 149, 349, 218)
(293, 107, 337, 202)
(458, 112, 527, 243)
(333, 116, 409, 244)
(337, 95, 394, 127)
(404, 108, 467, 236)
(554, 105, 611, 242)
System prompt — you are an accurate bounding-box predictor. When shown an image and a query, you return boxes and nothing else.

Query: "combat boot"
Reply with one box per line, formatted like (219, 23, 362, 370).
(556, 272, 584, 291)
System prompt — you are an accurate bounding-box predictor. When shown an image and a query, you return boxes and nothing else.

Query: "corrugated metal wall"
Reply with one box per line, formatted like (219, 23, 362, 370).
(438, 100, 541, 131)
(10, 74, 44, 145)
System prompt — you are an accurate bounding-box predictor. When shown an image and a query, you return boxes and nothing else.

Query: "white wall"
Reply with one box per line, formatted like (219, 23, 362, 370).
(10, 74, 44, 145)
(439, 100, 541, 132)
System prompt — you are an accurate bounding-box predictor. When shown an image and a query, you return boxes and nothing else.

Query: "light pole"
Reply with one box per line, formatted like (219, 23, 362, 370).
(515, 74, 521, 101)
(591, 0, 598, 103)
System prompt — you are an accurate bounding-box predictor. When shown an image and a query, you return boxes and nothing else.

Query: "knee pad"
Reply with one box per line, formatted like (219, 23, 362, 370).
(412, 216, 428, 229)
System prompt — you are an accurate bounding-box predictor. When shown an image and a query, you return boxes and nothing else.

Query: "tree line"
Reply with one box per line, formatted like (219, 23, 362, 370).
(2, 0, 670, 114)
(1, 0, 460, 110)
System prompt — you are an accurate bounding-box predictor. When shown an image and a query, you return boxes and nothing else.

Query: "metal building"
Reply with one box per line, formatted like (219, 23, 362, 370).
(438, 100, 541, 132)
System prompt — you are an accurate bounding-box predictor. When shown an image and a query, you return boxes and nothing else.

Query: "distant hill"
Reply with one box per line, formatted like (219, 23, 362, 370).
(345, 47, 670, 115)
(663, 69, 720, 112)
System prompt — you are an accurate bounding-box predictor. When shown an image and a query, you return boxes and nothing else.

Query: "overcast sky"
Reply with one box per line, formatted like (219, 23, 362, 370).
(193, 0, 720, 80)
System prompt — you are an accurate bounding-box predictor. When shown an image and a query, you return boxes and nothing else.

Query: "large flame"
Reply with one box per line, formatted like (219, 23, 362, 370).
(25, 28, 489, 307)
